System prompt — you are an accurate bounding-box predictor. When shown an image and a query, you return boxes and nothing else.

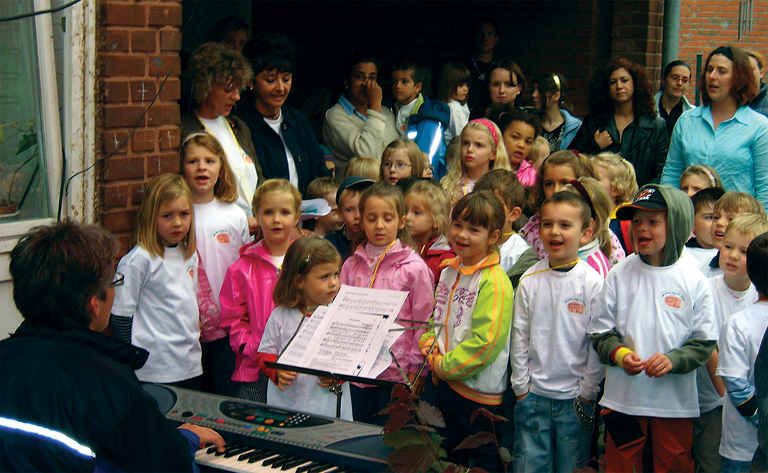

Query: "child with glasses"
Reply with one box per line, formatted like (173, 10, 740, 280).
(380, 139, 429, 185)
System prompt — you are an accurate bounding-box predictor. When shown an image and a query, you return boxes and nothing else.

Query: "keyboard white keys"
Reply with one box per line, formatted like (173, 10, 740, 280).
(195, 445, 324, 473)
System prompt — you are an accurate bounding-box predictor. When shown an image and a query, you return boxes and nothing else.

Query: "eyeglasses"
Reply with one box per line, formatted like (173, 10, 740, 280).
(109, 272, 125, 288)
(382, 162, 412, 170)
(668, 75, 689, 84)
(351, 73, 377, 82)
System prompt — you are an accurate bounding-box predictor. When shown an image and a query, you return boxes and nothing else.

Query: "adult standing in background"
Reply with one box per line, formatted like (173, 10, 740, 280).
(465, 18, 499, 117)
(207, 17, 250, 54)
(322, 54, 399, 179)
(747, 50, 768, 117)
(655, 60, 695, 138)
(567, 58, 667, 187)
(532, 72, 583, 151)
(661, 45, 768, 209)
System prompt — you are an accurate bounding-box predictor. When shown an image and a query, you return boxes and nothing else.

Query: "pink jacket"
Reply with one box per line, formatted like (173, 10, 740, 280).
(219, 240, 281, 382)
(340, 240, 435, 382)
(515, 158, 537, 187)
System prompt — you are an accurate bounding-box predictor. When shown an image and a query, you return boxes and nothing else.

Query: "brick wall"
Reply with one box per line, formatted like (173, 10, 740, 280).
(99, 0, 183, 254)
(611, 0, 665, 84)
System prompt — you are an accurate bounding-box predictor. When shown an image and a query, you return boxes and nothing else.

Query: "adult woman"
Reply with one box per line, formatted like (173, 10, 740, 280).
(488, 60, 525, 107)
(568, 58, 667, 187)
(181, 42, 263, 231)
(322, 55, 399, 179)
(532, 73, 582, 151)
(654, 60, 694, 138)
(661, 46, 768, 208)
(234, 34, 330, 195)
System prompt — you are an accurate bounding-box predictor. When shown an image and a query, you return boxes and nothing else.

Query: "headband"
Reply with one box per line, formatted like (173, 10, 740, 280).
(694, 165, 717, 188)
(712, 46, 734, 61)
(469, 119, 499, 147)
(551, 73, 561, 92)
(568, 179, 596, 219)
(181, 131, 212, 146)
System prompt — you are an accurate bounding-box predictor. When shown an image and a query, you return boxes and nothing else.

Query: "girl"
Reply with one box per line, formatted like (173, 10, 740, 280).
(380, 139, 425, 185)
(341, 182, 435, 424)
(436, 62, 471, 146)
(591, 152, 639, 255)
(220, 179, 302, 402)
(532, 73, 583, 152)
(404, 179, 455, 286)
(180, 132, 250, 396)
(111, 174, 202, 388)
(679, 164, 723, 196)
(490, 105, 542, 186)
(441, 119, 511, 205)
(256, 238, 353, 420)
(487, 59, 525, 108)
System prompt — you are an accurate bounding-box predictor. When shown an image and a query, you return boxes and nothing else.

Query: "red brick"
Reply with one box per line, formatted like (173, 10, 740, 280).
(131, 30, 157, 52)
(130, 182, 146, 205)
(104, 156, 145, 181)
(103, 2, 146, 27)
(159, 78, 180, 101)
(103, 105, 145, 128)
(103, 79, 129, 103)
(158, 127, 181, 150)
(116, 234, 132, 259)
(131, 79, 157, 102)
(160, 29, 181, 52)
(132, 129, 157, 152)
(148, 4, 182, 27)
(147, 153, 180, 176)
(102, 130, 130, 154)
(104, 28, 129, 52)
(148, 54, 181, 77)
(103, 209, 139, 234)
(146, 103, 180, 126)
(104, 54, 145, 77)
(103, 183, 130, 207)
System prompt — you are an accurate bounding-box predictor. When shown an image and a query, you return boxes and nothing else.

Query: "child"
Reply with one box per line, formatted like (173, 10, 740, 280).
(679, 164, 722, 197)
(403, 179, 455, 286)
(685, 187, 726, 273)
(693, 214, 768, 472)
(591, 153, 639, 255)
(519, 150, 594, 259)
(219, 179, 302, 402)
(491, 105, 541, 186)
(380, 139, 425, 185)
(340, 182, 435, 424)
(588, 184, 718, 473)
(511, 191, 605, 473)
(419, 191, 513, 471)
(305, 177, 343, 237)
(707, 192, 767, 277)
(256, 237, 353, 420)
(111, 174, 202, 388)
(391, 62, 451, 179)
(474, 169, 530, 273)
(344, 156, 380, 180)
(528, 135, 550, 172)
(180, 132, 250, 396)
(441, 119, 511, 205)
(436, 62, 471, 147)
(717, 232, 768, 472)
(325, 177, 375, 260)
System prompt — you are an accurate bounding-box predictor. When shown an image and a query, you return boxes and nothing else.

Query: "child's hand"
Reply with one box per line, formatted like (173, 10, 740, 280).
(643, 353, 673, 378)
(420, 343, 433, 359)
(408, 374, 426, 396)
(317, 376, 334, 388)
(431, 372, 440, 388)
(276, 369, 297, 392)
(621, 352, 644, 376)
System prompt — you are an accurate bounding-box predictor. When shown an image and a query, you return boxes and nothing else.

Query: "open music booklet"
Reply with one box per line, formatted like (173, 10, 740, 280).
(272, 285, 409, 385)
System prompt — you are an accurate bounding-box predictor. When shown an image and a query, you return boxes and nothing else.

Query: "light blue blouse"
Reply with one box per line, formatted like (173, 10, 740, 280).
(661, 105, 768, 209)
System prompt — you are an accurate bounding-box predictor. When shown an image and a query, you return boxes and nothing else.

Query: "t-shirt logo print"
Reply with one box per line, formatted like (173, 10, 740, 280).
(564, 298, 585, 315)
(660, 291, 684, 309)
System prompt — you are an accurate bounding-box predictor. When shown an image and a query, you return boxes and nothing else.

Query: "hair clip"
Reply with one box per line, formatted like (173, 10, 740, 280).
(304, 254, 311, 264)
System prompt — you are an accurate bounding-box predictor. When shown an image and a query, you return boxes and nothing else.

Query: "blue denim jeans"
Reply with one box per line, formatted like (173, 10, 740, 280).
(513, 392, 592, 473)
(720, 457, 752, 473)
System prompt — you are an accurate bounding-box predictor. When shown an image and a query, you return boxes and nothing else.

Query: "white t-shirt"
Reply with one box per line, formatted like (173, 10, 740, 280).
(511, 260, 605, 400)
(194, 198, 251, 308)
(717, 301, 768, 461)
(198, 116, 259, 216)
(112, 245, 202, 383)
(444, 100, 470, 146)
(588, 254, 717, 418)
(499, 233, 531, 273)
(686, 246, 718, 275)
(264, 111, 299, 189)
(396, 98, 417, 137)
(259, 306, 353, 420)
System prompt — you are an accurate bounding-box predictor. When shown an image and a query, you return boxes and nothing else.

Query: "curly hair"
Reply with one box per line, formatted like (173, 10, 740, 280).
(587, 58, 656, 118)
(188, 42, 253, 103)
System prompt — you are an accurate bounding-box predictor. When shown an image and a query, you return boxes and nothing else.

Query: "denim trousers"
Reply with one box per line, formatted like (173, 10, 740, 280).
(721, 457, 753, 473)
(512, 392, 591, 473)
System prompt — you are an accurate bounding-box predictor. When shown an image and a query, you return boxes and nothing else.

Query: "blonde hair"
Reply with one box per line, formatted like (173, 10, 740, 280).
(724, 213, 768, 240)
(714, 192, 767, 219)
(353, 182, 414, 249)
(529, 136, 550, 171)
(188, 42, 253, 103)
(404, 180, 450, 239)
(345, 156, 381, 180)
(179, 132, 238, 203)
(273, 237, 340, 310)
(380, 139, 425, 181)
(592, 152, 639, 205)
(306, 177, 340, 200)
(680, 165, 723, 190)
(135, 174, 196, 259)
(530, 150, 595, 211)
(253, 179, 302, 215)
(441, 120, 511, 204)
(563, 177, 613, 258)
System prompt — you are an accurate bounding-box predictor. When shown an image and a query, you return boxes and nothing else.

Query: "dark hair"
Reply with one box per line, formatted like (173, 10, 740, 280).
(243, 33, 298, 75)
(473, 17, 499, 37)
(691, 186, 726, 213)
(541, 191, 592, 232)
(699, 45, 759, 107)
(587, 58, 656, 117)
(451, 190, 506, 238)
(493, 59, 526, 94)
(489, 104, 542, 137)
(393, 61, 426, 86)
(437, 62, 471, 104)
(747, 231, 768, 296)
(10, 221, 119, 331)
(662, 60, 691, 78)
(474, 169, 526, 212)
(207, 17, 250, 43)
(273, 238, 340, 310)
(342, 53, 380, 79)
(533, 73, 569, 109)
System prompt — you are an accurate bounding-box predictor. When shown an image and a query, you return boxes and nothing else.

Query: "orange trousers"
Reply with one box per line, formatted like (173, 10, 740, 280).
(605, 416, 694, 473)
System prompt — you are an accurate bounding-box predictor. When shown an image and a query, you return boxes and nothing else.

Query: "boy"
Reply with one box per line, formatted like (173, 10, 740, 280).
(717, 231, 768, 471)
(325, 176, 374, 260)
(510, 191, 605, 473)
(391, 62, 450, 179)
(685, 187, 725, 273)
(706, 192, 766, 277)
(474, 169, 530, 273)
(305, 177, 343, 237)
(693, 214, 768, 472)
(588, 184, 717, 473)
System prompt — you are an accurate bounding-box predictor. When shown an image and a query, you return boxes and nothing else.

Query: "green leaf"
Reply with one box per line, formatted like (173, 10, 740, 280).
(386, 444, 435, 473)
(0, 125, 4, 144)
(498, 446, 513, 463)
(383, 429, 428, 448)
(16, 133, 37, 156)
